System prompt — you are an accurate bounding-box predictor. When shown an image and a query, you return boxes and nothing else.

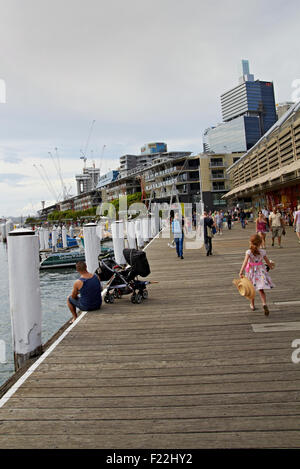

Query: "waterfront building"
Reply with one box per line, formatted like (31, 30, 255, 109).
(97, 170, 119, 189)
(100, 151, 192, 203)
(119, 155, 137, 176)
(38, 190, 101, 220)
(75, 165, 100, 195)
(39, 146, 243, 219)
(224, 101, 300, 212)
(204, 60, 277, 153)
(98, 150, 242, 212)
(199, 152, 243, 209)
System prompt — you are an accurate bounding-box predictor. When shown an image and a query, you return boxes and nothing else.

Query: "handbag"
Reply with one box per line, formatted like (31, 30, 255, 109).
(207, 226, 214, 238)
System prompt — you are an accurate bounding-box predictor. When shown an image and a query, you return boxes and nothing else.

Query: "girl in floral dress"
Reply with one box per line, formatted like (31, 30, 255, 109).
(239, 234, 275, 315)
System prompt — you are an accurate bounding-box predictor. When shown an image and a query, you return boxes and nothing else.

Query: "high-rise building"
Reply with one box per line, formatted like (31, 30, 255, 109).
(119, 155, 137, 175)
(204, 60, 277, 153)
(75, 166, 100, 195)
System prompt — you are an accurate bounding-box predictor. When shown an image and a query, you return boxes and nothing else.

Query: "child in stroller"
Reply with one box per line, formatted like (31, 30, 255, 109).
(96, 248, 151, 304)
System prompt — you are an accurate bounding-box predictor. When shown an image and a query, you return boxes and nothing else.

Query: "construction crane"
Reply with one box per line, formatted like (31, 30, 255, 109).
(48, 149, 69, 200)
(98, 144, 106, 173)
(33, 164, 59, 202)
(80, 119, 96, 170)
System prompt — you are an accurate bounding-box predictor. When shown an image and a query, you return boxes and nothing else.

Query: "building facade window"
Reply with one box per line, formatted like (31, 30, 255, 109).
(210, 158, 224, 167)
(212, 181, 225, 191)
(211, 169, 224, 179)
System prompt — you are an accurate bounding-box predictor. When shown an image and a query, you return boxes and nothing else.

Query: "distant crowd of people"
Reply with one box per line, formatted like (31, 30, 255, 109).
(170, 204, 300, 316)
(170, 204, 300, 260)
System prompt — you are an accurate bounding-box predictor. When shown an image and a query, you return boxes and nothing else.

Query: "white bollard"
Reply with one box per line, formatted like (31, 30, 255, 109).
(135, 218, 144, 249)
(83, 222, 101, 273)
(7, 228, 43, 370)
(52, 226, 58, 252)
(69, 225, 74, 238)
(44, 228, 49, 249)
(111, 220, 126, 265)
(38, 227, 45, 250)
(62, 225, 68, 249)
(126, 220, 137, 249)
(150, 204, 160, 237)
(142, 217, 150, 242)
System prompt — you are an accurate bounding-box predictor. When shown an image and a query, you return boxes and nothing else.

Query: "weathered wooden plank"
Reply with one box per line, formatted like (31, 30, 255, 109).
(30, 361, 300, 378)
(47, 342, 296, 357)
(5, 390, 300, 409)
(1, 401, 299, 421)
(26, 355, 292, 370)
(42, 348, 293, 365)
(21, 370, 300, 388)
(1, 415, 300, 435)
(14, 379, 300, 397)
(0, 431, 299, 449)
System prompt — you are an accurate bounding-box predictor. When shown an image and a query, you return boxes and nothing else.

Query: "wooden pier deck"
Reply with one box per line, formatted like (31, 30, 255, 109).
(0, 222, 300, 448)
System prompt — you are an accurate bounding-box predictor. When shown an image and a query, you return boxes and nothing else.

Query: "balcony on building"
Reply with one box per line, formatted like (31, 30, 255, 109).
(209, 157, 226, 168)
(212, 181, 228, 192)
(211, 169, 227, 180)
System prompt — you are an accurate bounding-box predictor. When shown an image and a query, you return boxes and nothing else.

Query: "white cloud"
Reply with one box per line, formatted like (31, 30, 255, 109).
(0, 144, 119, 216)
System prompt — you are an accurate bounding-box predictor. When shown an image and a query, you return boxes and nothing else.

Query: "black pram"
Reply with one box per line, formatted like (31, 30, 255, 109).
(97, 248, 151, 304)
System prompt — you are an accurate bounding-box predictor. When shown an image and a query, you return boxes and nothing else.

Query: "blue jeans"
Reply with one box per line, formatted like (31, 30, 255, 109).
(241, 219, 246, 228)
(174, 233, 184, 257)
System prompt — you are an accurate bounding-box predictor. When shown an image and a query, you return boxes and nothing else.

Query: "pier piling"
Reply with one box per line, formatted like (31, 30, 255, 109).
(62, 226, 67, 249)
(83, 222, 101, 273)
(111, 220, 126, 265)
(7, 228, 43, 371)
(126, 220, 137, 249)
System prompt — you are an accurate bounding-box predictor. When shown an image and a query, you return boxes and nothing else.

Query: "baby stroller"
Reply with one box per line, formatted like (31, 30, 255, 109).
(97, 248, 151, 304)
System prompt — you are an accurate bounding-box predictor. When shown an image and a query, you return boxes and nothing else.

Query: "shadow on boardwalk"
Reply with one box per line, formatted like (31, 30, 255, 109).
(0, 223, 300, 448)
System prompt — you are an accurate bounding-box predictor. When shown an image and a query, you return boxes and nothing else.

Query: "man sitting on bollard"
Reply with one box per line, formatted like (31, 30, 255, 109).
(67, 261, 102, 323)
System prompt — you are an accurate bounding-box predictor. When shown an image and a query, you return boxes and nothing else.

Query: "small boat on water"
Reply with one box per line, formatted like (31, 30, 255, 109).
(39, 244, 113, 269)
(40, 251, 86, 269)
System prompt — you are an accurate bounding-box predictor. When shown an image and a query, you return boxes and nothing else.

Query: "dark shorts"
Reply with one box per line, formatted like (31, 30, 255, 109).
(68, 296, 101, 311)
(68, 296, 83, 310)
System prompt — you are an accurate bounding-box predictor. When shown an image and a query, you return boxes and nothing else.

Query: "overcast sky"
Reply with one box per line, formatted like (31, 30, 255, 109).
(0, 0, 300, 216)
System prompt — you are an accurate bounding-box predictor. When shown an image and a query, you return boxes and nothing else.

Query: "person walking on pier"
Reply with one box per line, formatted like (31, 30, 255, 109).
(171, 212, 184, 259)
(269, 207, 285, 248)
(67, 261, 102, 323)
(203, 211, 215, 256)
(256, 210, 268, 248)
(293, 204, 300, 244)
(239, 234, 275, 315)
(215, 210, 224, 235)
(240, 209, 246, 229)
(226, 211, 232, 230)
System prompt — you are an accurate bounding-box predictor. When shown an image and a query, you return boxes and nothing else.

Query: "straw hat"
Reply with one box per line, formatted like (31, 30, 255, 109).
(233, 276, 256, 300)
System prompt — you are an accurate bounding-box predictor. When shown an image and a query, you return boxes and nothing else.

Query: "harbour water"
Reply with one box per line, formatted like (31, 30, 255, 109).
(0, 242, 80, 387)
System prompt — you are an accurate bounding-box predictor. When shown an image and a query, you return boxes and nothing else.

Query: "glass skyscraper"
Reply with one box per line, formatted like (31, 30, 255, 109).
(204, 61, 277, 153)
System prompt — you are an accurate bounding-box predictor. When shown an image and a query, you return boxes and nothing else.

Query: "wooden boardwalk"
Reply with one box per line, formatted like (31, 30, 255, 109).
(0, 222, 300, 448)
